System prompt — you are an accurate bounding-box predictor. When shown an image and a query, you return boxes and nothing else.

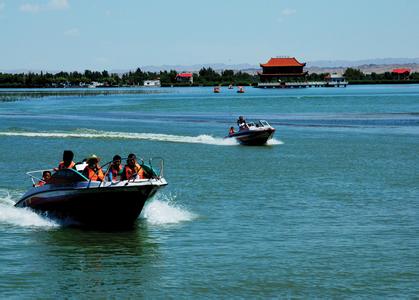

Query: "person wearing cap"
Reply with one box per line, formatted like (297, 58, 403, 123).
(121, 153, 148, 181)
(82, 154, 104, 181)
(107, 154, 123, 182)
(57, 150, 76, 170)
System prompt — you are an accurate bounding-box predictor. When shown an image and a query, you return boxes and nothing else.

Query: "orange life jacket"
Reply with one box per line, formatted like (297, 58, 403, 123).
(58, 161, 76, 170)
(83, 166, 104, 181)
(36, 181, 45, 187)
(109, 165, 123, 181)
(123, 163, 145, 180)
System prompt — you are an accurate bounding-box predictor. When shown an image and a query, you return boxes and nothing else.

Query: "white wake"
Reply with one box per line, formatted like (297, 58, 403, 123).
(267, 138, 284, 145)
(141, 193, 196, 225)
(0, 129, 238, 146)
(0, 189, 58, 228)
(0, 129, 284, 146)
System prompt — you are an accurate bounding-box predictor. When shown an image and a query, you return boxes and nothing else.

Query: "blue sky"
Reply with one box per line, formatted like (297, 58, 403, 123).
(0, 0, 418, 71)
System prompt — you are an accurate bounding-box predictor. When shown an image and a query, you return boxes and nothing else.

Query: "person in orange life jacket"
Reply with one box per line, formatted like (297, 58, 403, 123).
(107, 155, 123, 182)
(121, 153, 148, 180)
(82, 154, 104, 181)
(229, 126, 235, 135)
(35, 170, 51, 187)
(57, 150, 76, 170)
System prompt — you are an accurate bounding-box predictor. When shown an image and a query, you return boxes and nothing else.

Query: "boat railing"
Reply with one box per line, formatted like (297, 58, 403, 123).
(95, 156, 165, 188)
(26, 157, 165, 188)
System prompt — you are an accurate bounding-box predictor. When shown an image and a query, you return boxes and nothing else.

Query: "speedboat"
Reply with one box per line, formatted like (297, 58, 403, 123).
(15, 157, 167, 228)
(226, 120, 276, 146)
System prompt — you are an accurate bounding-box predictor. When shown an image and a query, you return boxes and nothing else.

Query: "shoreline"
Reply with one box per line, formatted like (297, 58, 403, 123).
(1, 80, 419, 90)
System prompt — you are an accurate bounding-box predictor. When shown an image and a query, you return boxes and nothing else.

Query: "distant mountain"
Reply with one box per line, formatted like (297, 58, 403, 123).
(2, 58, 419, 74)
(306, 58, 419, 68)
(306, 63, 419, 75)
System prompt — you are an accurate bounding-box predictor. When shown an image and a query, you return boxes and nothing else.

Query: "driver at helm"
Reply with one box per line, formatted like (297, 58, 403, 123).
(237, 116, 247, 129)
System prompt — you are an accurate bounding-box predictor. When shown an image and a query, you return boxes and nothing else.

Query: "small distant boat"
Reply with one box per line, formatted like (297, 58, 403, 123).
(228, 84, 233, 89)
(237, 86, 245, 93)
(225, 120, 276, 146)
(213, 86, 220, 93)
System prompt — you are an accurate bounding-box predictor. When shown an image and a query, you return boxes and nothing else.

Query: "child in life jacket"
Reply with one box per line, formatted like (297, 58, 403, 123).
(35, 170, 51, 187)
(107, 155, 123, 182)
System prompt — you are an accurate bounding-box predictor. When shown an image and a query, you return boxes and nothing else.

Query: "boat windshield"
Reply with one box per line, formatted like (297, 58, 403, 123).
(259, 120, 270, 127)
(247, 120, 270, 128)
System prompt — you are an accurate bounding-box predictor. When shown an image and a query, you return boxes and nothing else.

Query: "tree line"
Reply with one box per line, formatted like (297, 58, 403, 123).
(342, 68, 419, 83)
(0, 67, 258, 88)
(0, 67, 418, 88)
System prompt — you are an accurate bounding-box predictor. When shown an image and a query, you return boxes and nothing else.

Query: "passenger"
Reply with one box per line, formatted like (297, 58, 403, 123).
(229, 126, 235, 135)
(236, 116, 247, 130)
(36, 170, 52, 187)
(121, 153, 148, 181)
(82, 154, 104, 181)
(107, 155, 123, 182)
(57, 150, 76, 170)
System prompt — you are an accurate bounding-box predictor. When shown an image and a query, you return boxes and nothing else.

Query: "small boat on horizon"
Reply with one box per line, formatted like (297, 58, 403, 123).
(226, 120, 276, 146)
(237, 86, 245, 93)
(14, 157, 167, 228)
(213, 86, 220, 93)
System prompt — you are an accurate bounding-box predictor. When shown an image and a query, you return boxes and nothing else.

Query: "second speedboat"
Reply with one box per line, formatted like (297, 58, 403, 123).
(226, 120, 276, 146)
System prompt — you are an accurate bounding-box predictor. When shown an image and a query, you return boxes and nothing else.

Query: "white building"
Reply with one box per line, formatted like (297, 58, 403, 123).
(325, 73, 348, 87)
(143, 79, 161, 87)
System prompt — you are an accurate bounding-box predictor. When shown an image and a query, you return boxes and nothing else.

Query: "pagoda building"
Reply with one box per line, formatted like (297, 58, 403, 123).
(259, 57, 307, 82)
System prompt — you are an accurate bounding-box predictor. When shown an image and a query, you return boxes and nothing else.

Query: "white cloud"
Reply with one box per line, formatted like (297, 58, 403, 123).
(64, 27, 79, 37)
(20, 0, 69, 13)
(281, 8, 297, 16)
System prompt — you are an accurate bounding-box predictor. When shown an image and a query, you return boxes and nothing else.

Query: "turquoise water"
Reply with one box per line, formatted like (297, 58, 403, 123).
(0, 85, 418, 298)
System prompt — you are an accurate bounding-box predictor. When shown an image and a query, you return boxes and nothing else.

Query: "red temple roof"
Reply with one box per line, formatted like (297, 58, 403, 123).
(392, 68, 410, 74)
(176, 73, 193, 78)
(260, 57, 305, 67)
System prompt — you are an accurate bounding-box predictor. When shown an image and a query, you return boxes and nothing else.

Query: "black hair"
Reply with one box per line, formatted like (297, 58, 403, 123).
(63, 150, 74, 162)
(42, 170, 51, 176)
(113, 155, 121, 161)
(127, 153, 136, 160)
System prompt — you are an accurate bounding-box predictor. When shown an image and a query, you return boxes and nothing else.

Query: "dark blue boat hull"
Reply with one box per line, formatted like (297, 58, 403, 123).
(15, 183, 163, 228)
(228, 128, 275, 146)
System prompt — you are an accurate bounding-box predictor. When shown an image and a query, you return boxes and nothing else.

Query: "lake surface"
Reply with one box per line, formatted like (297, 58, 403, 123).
(0, 85, 418, 298)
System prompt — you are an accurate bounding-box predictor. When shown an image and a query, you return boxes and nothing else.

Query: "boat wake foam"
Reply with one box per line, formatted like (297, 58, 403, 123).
(0, 129, 238, 146)
(141, 193, 196, 225)
(267, 138, 283, 145)
(0, 189, 58, 228)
